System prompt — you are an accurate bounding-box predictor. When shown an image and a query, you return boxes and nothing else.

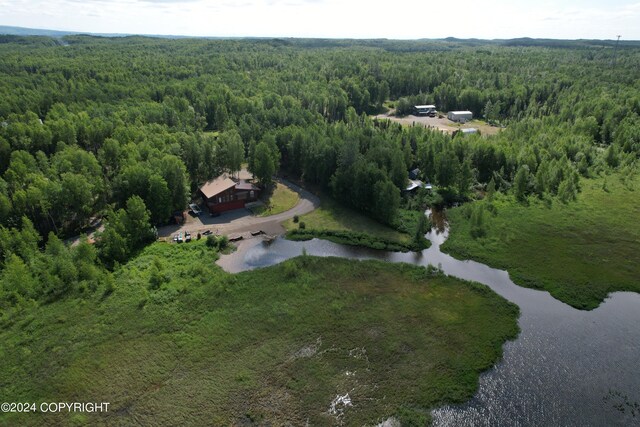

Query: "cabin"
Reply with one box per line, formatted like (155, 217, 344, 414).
(414, 105, 436, 116)
(199, 175, 260, 214)
(447, 111, 473, 123)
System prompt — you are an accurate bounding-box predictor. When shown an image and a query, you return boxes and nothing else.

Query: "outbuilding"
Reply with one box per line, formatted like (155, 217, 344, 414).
(409, 168, 421, 180)
(447, 111, 473, 123)
(414, 105, 436, 116)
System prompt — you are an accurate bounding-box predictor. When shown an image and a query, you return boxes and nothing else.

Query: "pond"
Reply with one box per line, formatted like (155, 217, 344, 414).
(217, 212, 640, 426)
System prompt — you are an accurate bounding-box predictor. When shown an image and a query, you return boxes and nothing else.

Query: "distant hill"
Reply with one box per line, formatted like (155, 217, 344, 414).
(0, 25, 188, 39)
(1, 25, 639, 47)
(0, 25, 77, 37)
(438, 36, 640, 48)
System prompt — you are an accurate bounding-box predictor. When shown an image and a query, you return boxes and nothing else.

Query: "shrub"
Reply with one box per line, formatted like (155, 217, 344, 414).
(298, 221, 306, 230)
(149, 267, 168, 290)
(293, 215, 299, 223)
(470, 204, 487, 239)
(283, 261, 300, 278)
(102, 276, 116, 299)
(217, 235, 229, 250)
(485, 202, 498, 216)
(205, 235, 216, 248)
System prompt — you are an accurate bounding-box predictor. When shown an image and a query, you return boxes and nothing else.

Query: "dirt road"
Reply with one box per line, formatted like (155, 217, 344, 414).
(373, 111, 502, 135)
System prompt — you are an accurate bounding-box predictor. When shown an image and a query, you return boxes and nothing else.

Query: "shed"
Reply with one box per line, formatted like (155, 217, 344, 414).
(409, 168, 421, 180)
(447, 111, 473, 123)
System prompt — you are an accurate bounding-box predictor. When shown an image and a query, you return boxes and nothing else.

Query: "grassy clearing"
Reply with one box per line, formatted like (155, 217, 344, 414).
(443, 173, 640, 310)
(250, 183, 300, 217)
(283, 195, 422, 251)
(0, 240, 518, 426)
(462, 119, 502, 136)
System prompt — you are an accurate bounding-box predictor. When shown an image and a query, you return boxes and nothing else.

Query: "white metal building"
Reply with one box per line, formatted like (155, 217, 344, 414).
(447, 111, 473, 123)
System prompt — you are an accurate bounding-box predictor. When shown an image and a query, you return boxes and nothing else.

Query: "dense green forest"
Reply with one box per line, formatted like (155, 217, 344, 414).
(0, 35, 639, 315)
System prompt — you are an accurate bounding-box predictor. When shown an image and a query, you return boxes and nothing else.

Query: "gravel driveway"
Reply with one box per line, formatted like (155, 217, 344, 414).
(157, 178, 320, 239)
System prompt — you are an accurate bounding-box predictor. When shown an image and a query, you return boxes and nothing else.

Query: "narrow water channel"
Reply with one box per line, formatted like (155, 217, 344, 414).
(217, 213, 640, 426)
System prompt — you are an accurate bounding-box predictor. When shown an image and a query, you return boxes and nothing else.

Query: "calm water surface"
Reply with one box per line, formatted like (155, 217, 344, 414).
(217, 214, 640, 426)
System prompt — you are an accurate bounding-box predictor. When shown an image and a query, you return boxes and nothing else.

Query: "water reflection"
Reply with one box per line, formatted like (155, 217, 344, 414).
(217, 212, 640, 426)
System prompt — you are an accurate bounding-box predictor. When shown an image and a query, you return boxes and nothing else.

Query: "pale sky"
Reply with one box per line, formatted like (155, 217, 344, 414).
(0, 0, 639, 40)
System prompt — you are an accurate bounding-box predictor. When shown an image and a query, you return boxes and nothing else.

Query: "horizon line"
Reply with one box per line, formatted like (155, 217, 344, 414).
(0, 24, 637, 43)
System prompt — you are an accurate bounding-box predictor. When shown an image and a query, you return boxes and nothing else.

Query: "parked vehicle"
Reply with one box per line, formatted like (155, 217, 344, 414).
(185, 232, 192, 242)
(177, 232, 183, 243)
(202, 230, 213, 236)
(189, 203, 202, 216)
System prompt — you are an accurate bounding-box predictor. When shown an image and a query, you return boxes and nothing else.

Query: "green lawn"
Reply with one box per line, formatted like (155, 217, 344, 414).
(0, 240, 518, 426)
(443, 174, 640, 310)
(250, 183, 300, 217)
(283, 194, 417, 251)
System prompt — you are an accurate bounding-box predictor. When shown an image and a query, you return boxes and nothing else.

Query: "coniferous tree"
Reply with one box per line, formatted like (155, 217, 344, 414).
(513, 165, 530, 202)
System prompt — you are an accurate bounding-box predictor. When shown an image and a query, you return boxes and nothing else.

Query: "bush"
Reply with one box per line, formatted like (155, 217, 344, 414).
(149, 268, 168, 290)
(283, 261, 300, 278)
(298, 221, 306, 230)
(102, 276, 116, 299)
(485, 202, 498, 216)
(470, 204, 487, 239)
(205, 235, 216, 248)
(396, 407, 432, 426)
(217, 235, 229, 250)
(293, 215, 299, 223)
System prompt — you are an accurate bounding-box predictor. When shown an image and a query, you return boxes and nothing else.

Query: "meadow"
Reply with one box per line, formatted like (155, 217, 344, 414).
(443, 173, 640, 310)
(0, 240, 518, 426)
(283, 194, 428, 251)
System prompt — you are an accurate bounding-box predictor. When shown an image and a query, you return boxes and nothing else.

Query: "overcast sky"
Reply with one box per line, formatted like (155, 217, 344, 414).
(1, 0, 639, 40)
